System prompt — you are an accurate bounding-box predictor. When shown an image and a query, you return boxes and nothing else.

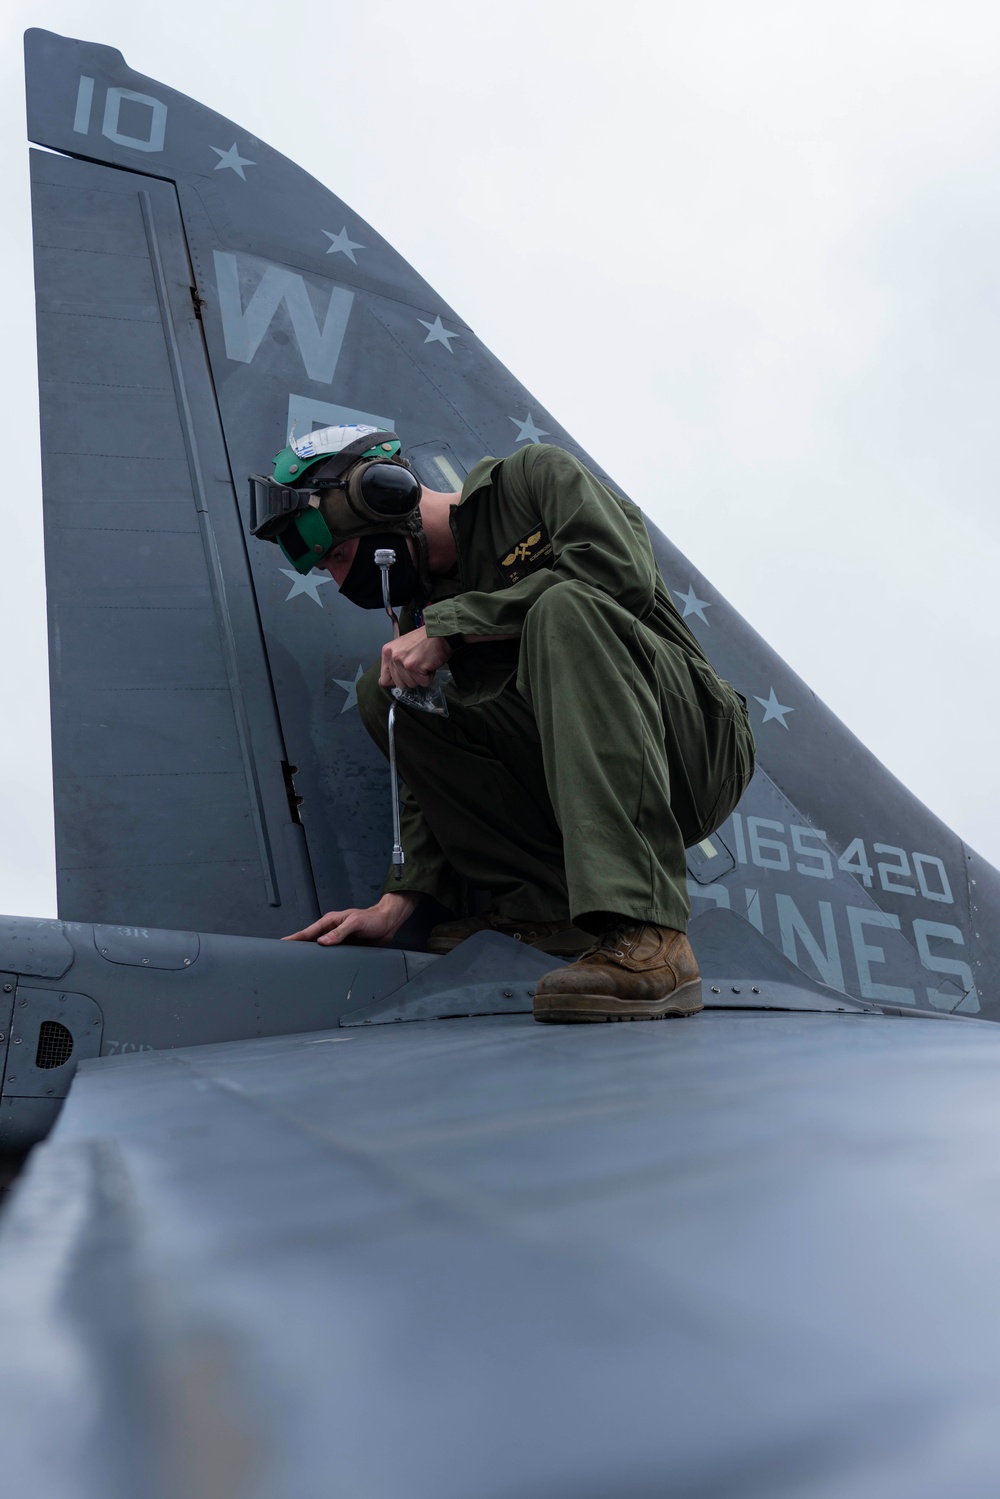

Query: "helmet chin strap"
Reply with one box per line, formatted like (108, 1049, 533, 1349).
(406, 509, 433, 604)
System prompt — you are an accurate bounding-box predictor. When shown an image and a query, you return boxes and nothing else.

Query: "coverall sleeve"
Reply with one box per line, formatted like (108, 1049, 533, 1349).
(421, 446, 659, 639)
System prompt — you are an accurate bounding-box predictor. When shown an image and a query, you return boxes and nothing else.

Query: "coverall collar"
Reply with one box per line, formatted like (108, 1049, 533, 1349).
(456, 456, 500, 507)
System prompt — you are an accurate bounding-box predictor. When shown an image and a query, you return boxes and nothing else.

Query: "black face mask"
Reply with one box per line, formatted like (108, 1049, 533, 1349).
(338, 532, 418, 610)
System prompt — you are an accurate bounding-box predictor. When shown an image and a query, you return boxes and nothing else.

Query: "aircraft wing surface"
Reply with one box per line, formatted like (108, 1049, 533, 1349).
(22, 29, 1000, 1016)
(2, 1006, 1000, 1498)
(15, 35, 1000, 1487)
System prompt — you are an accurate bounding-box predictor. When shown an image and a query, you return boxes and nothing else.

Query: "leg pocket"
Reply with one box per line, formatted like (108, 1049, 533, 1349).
(685, 712, 755, 845)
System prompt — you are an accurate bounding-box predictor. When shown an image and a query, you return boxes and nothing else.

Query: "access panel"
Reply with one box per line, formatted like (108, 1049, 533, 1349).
(31, 150, 317, 936)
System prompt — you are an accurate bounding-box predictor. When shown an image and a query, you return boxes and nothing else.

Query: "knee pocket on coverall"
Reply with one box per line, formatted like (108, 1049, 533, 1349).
(638, 637, 756, 847)
(682, 693, 756, 844)
(685, 725, 754, 843)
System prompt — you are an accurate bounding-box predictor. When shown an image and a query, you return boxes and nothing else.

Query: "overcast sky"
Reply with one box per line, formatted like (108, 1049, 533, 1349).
(1, 0, 998, 919)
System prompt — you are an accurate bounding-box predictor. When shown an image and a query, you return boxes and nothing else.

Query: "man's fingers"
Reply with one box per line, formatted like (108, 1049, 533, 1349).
(284, 897, 412, 949)
(381, 637, 438, 692)
(392, 655, 432, 689)
(318, 913, 364, 945)
(282, 911, 347, 942)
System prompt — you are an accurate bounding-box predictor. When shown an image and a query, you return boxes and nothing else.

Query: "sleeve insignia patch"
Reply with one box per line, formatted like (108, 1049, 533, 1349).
(497, 525, 553, 584)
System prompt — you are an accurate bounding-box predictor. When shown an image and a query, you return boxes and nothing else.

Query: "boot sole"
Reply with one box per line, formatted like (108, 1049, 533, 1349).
(533, 979, 704, 1024)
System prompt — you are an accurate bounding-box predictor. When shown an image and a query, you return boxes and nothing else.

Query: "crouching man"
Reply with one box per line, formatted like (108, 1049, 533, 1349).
(249, 425, 754, 1023)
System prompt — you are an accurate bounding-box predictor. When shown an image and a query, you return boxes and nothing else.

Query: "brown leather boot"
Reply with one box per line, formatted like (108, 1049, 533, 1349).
(427, 911, 593, 958)
(533, 922, 703, 1023)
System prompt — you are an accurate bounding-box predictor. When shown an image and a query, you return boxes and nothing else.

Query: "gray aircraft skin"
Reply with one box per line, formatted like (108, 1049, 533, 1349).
(5, 28, 1000, 1497)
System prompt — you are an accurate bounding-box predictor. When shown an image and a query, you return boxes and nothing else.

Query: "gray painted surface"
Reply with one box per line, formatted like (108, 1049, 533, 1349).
(3, 1008, 1000, 1497)
(0, 910, 434, 1150)
(13, 32, 1000, 1499)
(338, 918, 880, 1026)
(32, 148, 316, 934)
(340, 928, 567, 1025)
(22, 29, 998, 1025)
(0, 906, 904, 1151)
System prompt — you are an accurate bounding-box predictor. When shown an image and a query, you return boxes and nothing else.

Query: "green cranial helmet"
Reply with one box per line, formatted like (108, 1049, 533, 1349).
(271, 424, 402, 487)
(248, 424, 421, 575)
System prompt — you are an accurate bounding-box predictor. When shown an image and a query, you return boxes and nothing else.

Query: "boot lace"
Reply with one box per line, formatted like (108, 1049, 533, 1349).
(583, 922, 633, 961)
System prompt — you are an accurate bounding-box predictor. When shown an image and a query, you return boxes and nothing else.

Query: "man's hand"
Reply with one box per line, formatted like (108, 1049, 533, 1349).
(379, 625, 452, 690)
(283, 891, 418, 946)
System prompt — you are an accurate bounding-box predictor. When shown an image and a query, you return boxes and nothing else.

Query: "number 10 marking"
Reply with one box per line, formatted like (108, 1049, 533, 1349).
(73, 75, 167, 154)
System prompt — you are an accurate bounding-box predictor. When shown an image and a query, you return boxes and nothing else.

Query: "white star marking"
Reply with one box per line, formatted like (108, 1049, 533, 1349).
(509, 412, 549, 444)
(323, 227, 365, 263)
(279, 568, 333, 606)
(210, 143, 255, 179)
(674, 585, 711, 624)
(754, 688, 794, 729)
(418, 315, 460, 351)
(334, 664, 365, 713)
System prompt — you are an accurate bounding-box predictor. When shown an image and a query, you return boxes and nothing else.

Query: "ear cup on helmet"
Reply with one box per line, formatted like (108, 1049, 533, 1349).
(347, 461, 421, 518)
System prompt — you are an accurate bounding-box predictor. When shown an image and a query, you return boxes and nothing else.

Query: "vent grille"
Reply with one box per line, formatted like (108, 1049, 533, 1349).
(35, 1021, 74, 1070)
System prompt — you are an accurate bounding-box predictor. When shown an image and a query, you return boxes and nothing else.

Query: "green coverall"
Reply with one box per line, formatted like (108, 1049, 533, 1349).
(357, 445, 755, 933)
